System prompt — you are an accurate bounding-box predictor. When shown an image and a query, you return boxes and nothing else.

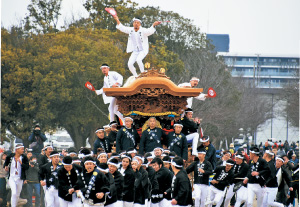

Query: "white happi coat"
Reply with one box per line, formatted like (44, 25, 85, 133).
(95, 71, 123, 104)
(178, 82, 206, 108)
(116, 23, 156, 54)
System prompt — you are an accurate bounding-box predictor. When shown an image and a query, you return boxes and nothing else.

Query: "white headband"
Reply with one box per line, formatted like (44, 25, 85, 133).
(125, 117, 134, 122)
(84, 160, 96, 165)
(107, 161, 118, 167)
(97, 152, 107, 159)
(265, 150, 274, 156)
(127, 149, 137, 154)
(62, 161, 73, 165)
(198, 151, 206, 154)
(121, 155, 132, 160)
(185, 110, 193, 114)
(135, 156, 144, 162)
(235, 155, 244, 159)
(133, 18, 142, 23)
(250, 150, 260, 155)
(200, 137, 210, 143)
(226, 162, 234, 166)
(171, 160, 183, 168)
(190, 77, 200, 82)
(276, 157, 284, 162)
(163, 160, 171, 164)
(95, 129, 104, 133)
(100, 65, 110, 69)
(97, 167, 109, 173)
(173, 123, 183, 128)
(132, 158, 139, 163)
(50, 153, 60, 158)
(69, 152, 77, 155)
(15, 145, 24, 150)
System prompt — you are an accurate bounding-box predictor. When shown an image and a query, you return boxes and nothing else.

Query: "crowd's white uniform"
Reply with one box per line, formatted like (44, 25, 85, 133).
(96, 71, 124, 122)
(177, 82, 206, 108)
(116, 23, 156, 77)
(9, 157, 23, 207)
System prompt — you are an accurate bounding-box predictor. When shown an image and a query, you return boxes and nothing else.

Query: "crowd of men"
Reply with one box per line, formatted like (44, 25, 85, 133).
(0, 116, 299, 207)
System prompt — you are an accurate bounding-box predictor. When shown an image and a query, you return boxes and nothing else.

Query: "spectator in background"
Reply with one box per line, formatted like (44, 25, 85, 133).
(25, 155, 41, 207)
(263, 141, 272, 152)
(277, 145, 286, 157)
(0, 150, 11, 207)
(291, 154, 299, 165)
(28, 125, 47, 157)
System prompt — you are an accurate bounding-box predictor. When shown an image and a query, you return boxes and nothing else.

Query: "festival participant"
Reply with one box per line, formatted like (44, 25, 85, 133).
(153, 148, 163, 159)
(150, 157, 173, 207)
(67, 148, 77, 158)
(205, 159, 234, 207)
(93, 127, 111, 155)
(39, 150, 62, 207)
(131, 157, 148, 207)
(76, 156, 110, 207)
(166, 157, 193, 207)
(113, 15, 161, 77)
(178, 77, 207, 108)
(57, 156, 81, 207)
(119, 154, 135, 207)
(198, 136, 217, 170)
(95, 63, 124, 122)
(139, 117, 167, 154)
(108, 121, 118, 145)
(216, 150, 231, 166)
(0, 150, 11, 207)
(228, 153, 249, 207)
(97, 151, 108, 164)
(144, 158, 159, 207)
(243, 146, 270, 207)
(262, 150, 284, 207)
(186, 148, 213, 207)
(286, 163, 299, 206)
(127, 147, 138, 159)
(181, 108, 200, 156)
(167, 122, 188, 161)
(39, 145, 53, 166)
(116, 117, 139, 153)
(108, 158, 124, 207)
(4, 144, 29, 207)
(275, 156, 293, 205)
(162, 156, 173, 174)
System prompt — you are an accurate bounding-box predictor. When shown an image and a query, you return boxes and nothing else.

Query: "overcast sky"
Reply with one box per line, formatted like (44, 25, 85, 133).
(1, 0, 300, 56)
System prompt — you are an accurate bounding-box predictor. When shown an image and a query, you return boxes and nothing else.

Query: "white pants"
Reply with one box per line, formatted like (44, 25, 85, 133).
(207, 185, 225, 207)
(247, 183, 265, 207)
(123, 201, 134, 207)
(59, 193, 82, 207)
(263, 187, 284, 207)
(128, 51, 147, 77)
(84, 204, 104, 207)
(133, 203, 145, 207)
(9, 177, 23, 207)
(235, 186, 248, 207)
(223, 184, 235, 207)
(194, 184, 209, 207)
(186, 133, 199, 155)
(45, 187, 60, 207)
(109, 97, 124, 122)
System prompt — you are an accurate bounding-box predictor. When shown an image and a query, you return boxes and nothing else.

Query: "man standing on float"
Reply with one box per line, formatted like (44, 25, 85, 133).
(113, 15, 161, 77)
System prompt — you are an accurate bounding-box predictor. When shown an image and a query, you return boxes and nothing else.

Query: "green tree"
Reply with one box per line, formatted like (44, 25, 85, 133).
(24, 0, 62, 34)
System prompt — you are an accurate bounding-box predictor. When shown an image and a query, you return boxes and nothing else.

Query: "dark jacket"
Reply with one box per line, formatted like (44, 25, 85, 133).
(247, 157, 270, 187)
(25, 161, 40, 183)
(93, 137, 111, 154)
(104, 172, 118, 206)
(233, 162, 249, 186)
(28, 132, 47, 155)
(4, 153, 29, 180)
(277, 166, 292, 190)
(265, 160, 278, 188)
(121, 167, 135, 202)
(108, 130, 117, 144)
(76, 168, 110, 204)
(186, 159, 213, 185)
(57, 166, 80, 202)
(167, 132, 188, 161)
(38, 154, 51, 166)
(116, 127, 139, 153)
(212, 166, 234, 191)
(139, 127, 167, 154)
(198, 144, 217, 170)
(112, 170, 124, 201)
(155, 166, 173, 200)
(39, 162, 63, 188)
(134, 168, 148, 205)
(181, 116, 199, 135)
(167, 170, 193, 206)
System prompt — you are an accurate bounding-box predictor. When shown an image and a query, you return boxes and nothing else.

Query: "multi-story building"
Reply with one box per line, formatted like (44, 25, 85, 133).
(222, 54, 299, 88)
